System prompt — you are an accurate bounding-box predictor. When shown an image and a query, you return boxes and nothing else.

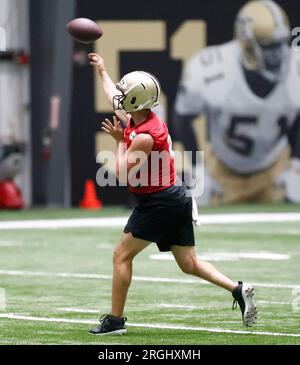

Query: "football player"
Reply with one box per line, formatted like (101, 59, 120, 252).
(174, 0, 300, 204)
(86, 52, 257, 335)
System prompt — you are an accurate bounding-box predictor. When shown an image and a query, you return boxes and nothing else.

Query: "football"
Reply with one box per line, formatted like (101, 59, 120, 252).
(66, 18, 103, 44)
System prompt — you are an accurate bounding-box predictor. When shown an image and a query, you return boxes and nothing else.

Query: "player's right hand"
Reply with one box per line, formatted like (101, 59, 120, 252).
(88, 53, 105, 73)
(101, 116, 124, 142)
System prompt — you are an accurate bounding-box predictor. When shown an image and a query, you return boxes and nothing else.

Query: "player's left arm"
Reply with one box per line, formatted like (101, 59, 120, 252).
(101, 116, 154, 182)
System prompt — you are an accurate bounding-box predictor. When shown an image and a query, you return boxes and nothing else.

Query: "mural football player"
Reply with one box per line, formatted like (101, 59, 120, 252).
(174, 0, 300, 204)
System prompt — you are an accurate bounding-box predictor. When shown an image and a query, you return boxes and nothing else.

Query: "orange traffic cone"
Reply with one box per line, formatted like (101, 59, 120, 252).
(80, 179, 102, 209)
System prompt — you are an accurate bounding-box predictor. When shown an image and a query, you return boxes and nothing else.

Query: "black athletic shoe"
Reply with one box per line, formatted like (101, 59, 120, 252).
(88, 314, 127, 335)
(232, 281, 257, 327)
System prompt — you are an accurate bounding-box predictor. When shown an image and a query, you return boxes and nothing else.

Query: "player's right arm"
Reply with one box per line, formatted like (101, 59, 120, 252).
(88, 53, 129, 124)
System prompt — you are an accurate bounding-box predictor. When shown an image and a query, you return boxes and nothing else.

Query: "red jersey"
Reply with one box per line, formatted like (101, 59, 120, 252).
(124, 111, 176, 194)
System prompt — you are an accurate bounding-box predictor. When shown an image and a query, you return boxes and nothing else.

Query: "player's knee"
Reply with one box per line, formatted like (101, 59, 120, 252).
(179, 256, 197, 275)
(113, 244, 133, 266)
(113, 246, 126, 265)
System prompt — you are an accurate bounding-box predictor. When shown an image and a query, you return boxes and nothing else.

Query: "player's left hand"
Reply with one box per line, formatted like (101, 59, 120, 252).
(101, 116, 124, 142)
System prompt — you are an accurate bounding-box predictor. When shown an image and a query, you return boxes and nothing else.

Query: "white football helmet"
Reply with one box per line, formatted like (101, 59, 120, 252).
(235, 0, 291, 82)
(113, 71, 161, 113)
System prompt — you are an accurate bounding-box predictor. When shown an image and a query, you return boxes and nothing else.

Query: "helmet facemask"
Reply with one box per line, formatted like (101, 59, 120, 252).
(113, 86, 126, 111)
(260, 40, 290, 80)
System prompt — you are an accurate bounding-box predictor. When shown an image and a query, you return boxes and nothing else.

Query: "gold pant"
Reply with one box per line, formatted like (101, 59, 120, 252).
(206, 146, 291, 204)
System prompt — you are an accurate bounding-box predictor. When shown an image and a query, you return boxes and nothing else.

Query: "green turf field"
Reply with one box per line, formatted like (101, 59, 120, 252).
(0, 205, 300, 345)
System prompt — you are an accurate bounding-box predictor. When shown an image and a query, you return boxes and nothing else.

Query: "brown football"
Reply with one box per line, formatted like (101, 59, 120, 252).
(66, 18, 103, 44)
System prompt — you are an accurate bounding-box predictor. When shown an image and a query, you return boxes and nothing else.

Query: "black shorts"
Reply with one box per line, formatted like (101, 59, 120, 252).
(124, 184, 195, 252)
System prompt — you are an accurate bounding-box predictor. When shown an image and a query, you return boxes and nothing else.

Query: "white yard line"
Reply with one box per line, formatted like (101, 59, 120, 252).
(0, 270, 112, 281)
(156, 304, 199, 309)
(0, 217, 128, 230)
(0, 241, 23, 247)
(58, 304, 201, 313)
(203, 227, 300, 235)
(0, 212, 300, 230)
(150, 252, 290, 262)
(0, 313, 299, 338)
(96, 244, 114, 250)
(59, 300, 292, 315)
(0, 269, 206, 284)
(58, 308, 99, 314)
(0, 269, 299, 289)
(258, 300, 292, 305)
